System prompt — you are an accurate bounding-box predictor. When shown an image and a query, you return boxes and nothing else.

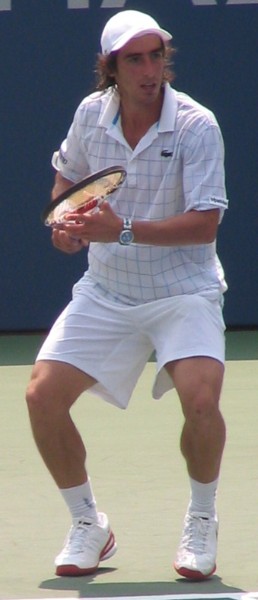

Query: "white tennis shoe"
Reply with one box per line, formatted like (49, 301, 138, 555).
(174, 511, 218, 580)
(55, 512, 117, 576)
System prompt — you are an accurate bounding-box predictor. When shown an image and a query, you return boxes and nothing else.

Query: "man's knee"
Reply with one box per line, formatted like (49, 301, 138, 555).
(183, 388, 221, 423)
(26, 369, 50, 415)
(26, 360, 93, 416)
(166, 357, 224, 420)
(176, 375, 223, 424)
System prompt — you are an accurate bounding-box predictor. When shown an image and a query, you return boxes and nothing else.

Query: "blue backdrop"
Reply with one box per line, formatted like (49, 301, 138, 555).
(0, 0, 257, 330)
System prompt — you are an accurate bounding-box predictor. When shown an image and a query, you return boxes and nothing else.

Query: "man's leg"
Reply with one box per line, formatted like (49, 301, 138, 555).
(26, 360, 117, 576)
(26, 360, 95, 487)
(166, 356, 225, 580)
(167, 356, 225, 482)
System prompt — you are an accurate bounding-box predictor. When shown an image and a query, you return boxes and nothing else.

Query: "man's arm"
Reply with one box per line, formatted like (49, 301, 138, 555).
(132, 208, 220, 245)
(62, 201, 220, 246)
(51, 172, 74, 201)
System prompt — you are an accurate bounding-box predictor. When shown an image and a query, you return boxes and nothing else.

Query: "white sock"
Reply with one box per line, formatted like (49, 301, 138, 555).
(60, 478, 98, 523)
(188, 477, 218, 517)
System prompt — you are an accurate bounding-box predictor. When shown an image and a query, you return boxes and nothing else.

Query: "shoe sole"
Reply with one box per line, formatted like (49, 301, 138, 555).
(174, 562, 216, 581)
(56, 531, 117, 577)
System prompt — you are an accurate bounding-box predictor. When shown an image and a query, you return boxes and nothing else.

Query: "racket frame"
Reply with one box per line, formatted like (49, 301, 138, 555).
(41, 165, 126, 226)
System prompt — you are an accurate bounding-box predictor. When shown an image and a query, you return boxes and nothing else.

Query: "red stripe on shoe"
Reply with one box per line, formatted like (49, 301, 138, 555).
(100, 531, 116, 560)
(174, 563, 216, 580)
(55, 563, 98, 577)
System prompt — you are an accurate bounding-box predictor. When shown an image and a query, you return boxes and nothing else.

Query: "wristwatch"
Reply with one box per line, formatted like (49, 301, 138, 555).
(119, 217, 134, 245)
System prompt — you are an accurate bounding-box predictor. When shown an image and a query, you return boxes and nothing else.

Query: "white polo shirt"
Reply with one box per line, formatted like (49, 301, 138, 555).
(53, 83, 228, 304)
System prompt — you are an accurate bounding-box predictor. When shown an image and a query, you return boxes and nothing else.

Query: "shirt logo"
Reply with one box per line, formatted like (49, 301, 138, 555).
(161, 149, 173, 157)
(59, 150, 68, 165)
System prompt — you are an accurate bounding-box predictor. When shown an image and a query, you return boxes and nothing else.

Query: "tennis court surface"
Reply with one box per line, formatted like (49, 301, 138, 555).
(0, 331, 258, 600)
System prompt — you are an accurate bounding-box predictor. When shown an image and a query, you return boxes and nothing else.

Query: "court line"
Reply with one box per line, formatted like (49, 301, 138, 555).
(7, 593, 258, 600)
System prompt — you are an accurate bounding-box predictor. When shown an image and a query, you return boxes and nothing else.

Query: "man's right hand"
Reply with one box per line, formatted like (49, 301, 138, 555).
(51, 228, 89, 254)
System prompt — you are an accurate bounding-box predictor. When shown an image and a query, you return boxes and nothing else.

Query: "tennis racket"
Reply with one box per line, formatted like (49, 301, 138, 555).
(41, 165, 126, 227)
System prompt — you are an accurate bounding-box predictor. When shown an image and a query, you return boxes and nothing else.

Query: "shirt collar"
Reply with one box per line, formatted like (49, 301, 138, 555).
(98, 88, 120, 129)
(98, 82, 177, 133)
(158, 83, 177, 133)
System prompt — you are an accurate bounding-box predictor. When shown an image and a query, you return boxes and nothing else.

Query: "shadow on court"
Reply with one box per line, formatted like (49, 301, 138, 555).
(40, 573, 245, 597)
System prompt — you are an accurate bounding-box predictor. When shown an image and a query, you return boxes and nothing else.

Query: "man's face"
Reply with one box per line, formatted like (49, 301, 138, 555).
(113, 34, 165, 108)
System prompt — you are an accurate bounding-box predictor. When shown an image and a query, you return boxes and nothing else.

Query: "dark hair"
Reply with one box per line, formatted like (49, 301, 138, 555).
(94, 42, 176, 91)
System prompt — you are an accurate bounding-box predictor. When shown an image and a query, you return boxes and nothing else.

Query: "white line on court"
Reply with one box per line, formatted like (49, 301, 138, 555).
(5, 593, 258, 600)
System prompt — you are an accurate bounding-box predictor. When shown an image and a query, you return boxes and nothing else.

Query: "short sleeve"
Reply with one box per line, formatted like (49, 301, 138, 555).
(51, 104, 91, 183)
(182, 123, 229, 222)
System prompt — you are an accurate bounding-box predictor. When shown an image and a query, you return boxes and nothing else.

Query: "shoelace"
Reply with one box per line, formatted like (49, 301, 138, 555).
(181, 514, 210, 554)
(66, 519, 93, 554)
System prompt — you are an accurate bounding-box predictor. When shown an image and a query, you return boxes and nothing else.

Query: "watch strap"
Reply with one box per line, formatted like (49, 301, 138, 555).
(123, 217, 132, 230)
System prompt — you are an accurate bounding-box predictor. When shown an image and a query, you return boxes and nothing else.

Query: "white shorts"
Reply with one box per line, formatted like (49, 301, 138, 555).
(37, 277, 226, 409)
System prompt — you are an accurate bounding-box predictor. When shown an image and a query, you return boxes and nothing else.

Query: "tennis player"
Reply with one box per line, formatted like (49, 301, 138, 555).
(26, 9, 229, 580)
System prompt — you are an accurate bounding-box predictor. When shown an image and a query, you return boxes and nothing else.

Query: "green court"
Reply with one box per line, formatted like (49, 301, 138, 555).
(1, 331, 258, 599)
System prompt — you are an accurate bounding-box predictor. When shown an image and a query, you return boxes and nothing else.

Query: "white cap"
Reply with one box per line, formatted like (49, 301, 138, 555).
(101, 10, 172, 55)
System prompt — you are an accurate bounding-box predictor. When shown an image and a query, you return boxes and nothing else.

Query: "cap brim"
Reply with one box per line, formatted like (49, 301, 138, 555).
(110, 27, 172, 53)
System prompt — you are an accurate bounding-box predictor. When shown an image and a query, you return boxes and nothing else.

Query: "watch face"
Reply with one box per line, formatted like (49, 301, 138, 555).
(120, 229, 134, 245)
